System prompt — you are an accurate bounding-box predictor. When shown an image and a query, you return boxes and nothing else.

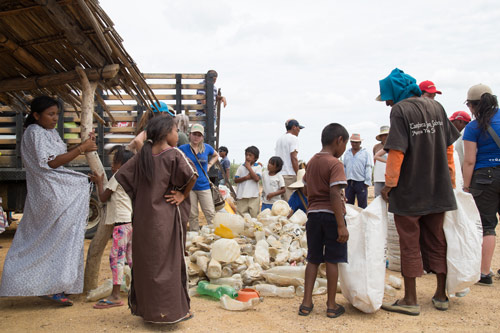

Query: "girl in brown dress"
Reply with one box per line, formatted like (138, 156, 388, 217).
(116, 114, 197, 323)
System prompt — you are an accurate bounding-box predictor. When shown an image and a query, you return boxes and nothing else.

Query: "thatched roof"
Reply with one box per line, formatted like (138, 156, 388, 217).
(0, 0, 155, 111)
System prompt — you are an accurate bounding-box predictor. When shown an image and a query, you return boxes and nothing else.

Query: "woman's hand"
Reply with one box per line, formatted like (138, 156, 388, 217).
(80, 133, 97, 153)
(164, 190, 185, 206)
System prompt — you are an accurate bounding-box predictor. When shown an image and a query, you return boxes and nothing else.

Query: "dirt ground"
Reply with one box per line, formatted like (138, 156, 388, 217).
(1, 212, 500, 332)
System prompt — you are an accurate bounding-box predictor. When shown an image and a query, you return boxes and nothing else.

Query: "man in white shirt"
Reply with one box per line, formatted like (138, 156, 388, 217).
(275, 119, 304, 200)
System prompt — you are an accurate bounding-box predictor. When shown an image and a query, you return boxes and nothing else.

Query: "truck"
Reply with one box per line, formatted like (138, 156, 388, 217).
(0, 72, 221, 238)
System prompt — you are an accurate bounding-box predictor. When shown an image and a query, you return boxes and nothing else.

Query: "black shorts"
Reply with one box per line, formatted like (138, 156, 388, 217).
(305, 212, 348, 264)
(470, 166, 500, 236)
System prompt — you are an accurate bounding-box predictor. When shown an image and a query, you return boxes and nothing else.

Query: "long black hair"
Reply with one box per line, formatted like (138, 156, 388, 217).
(110, 145, 134, 166)
(137, 114, 175, 183)
(24, 95, 58, 128)
(472, 93, 499, 132)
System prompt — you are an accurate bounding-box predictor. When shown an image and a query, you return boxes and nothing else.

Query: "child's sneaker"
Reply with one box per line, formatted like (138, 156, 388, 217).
(476, 273, 493, 286)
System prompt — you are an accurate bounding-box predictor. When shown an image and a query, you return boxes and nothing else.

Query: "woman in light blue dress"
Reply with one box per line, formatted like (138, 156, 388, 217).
(0, 96, 97, 305)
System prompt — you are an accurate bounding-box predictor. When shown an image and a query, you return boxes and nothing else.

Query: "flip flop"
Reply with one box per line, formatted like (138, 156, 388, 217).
(298, 304, 314, 316)
(93, 299, 124, 309)
(180, 312, 194, 322)
(326, 304, 345, 318)
(40, 293, 73, 306)
(432, 297, 449, 311)
(381, 300, 420, 316)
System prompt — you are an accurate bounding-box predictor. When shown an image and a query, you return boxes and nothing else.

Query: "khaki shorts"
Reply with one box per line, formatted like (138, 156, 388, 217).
(236, 197, 260, 218)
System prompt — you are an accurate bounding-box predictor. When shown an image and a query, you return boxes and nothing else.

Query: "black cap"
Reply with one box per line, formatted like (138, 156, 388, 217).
(286, 119, 305, 130)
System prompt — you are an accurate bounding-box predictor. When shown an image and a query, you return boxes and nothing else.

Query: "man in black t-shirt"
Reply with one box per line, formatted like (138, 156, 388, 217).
(376, 68, 460, 316)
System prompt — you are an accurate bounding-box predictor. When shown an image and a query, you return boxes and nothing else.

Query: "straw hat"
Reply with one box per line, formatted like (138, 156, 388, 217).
(288, 169, 305, 189)
(350, 133, 362, 142)
(375, 126, 390, 141)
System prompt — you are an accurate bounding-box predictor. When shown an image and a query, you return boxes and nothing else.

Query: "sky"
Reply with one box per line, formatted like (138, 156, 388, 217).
(101, 0, 500, 164)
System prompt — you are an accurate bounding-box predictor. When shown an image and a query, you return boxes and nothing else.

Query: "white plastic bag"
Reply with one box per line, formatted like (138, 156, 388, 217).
(339, 197, 387, 313)
(444, 190, 482, 295)
(211, 239, 241, 263)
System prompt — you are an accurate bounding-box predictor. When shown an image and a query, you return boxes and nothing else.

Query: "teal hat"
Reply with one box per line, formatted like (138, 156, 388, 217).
(151, 101, 174, 116)
(376, 68, 422, 104)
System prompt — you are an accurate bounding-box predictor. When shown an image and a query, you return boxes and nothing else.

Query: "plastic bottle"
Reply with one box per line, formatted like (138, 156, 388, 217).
(388, 275, 402, 289)
(254, 284, 295, 298)
(196, 280, 237, 300)
(86, 279, 113, 301)
(219, 294, 260, 311)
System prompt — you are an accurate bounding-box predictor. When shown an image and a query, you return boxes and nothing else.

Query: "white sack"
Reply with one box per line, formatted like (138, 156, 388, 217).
(444, 190, 482, 295)
(339, 197, 387, 313)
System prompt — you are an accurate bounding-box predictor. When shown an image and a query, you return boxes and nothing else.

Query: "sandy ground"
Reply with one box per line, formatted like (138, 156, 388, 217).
(1, 208, 500, 332)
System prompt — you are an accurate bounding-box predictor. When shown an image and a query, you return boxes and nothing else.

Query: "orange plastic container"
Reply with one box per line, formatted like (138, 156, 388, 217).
(236, 288, 260, 302)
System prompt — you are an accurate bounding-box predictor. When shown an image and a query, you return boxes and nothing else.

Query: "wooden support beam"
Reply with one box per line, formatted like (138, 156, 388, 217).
(35, 0, 106, 67)
(0, 64, 120, 93)
(0, 32, 49, 74)
(76, 66, 114, 292)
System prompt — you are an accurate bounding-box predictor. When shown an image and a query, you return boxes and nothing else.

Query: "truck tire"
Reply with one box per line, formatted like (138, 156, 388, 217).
(85, 194, 105, 239)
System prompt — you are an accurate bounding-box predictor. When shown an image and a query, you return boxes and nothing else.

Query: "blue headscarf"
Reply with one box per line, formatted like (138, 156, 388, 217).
(379, 68, 422, 104)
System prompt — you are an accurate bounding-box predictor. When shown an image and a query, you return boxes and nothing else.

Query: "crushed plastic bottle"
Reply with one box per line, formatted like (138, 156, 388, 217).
(219, 294, 260, 311)
(196, 280, 237, 300)
(87, 279, 113, 301)
(254, 284, 295, 298)
(388, 275, 402, 289)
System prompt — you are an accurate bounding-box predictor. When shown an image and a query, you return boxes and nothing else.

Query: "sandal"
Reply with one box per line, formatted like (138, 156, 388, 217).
(298, 303, 314, 316)
(381, 299, 420, 316)
(180, 311, 194, 322)
(432, 297, 449, 311)
(40, 293, 73, 306)
(326, 304, 345, 318)
(93, 299, 124, 309)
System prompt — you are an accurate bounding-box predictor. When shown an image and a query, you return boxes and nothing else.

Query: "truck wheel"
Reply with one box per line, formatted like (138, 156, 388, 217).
(85, 194, 104, 239)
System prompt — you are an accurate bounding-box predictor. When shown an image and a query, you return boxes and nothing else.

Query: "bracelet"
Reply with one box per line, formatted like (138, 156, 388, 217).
(77, 145, 83, 154)
(462, 186, 470, 191)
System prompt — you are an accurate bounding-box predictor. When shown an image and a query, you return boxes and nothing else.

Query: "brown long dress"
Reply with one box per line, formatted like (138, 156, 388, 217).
(116, 147, 196, 323)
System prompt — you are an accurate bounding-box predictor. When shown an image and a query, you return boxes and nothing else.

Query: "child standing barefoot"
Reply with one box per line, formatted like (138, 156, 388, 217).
(90, 146, 134, 309)
(116, 115, 198, 323)
(299, 123, 349, 318)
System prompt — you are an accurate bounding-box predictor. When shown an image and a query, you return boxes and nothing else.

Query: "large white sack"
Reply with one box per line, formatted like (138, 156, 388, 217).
(339, 197, 387, 313)
(444, 190, 482, 295)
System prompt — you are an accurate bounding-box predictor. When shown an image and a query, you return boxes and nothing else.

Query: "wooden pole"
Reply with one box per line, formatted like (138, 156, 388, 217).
(0, 65, 120, 93)
(76, 66, 114, 292)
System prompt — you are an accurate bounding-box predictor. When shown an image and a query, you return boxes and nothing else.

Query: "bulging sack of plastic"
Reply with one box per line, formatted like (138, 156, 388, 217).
(339, 197, 387, 313)
(87, 279, 113, 301)
(214, 212, 245, 237)
(254, 240, 270, 267)
(211, 239, 241, 263)
(444, 190, 483, 295)
(261, 272, 304, 287)
(220, 294, 260, 311)
(254, 284, 295, 298)
(289, 209, 307, 225)
(271, 200, 290, 217)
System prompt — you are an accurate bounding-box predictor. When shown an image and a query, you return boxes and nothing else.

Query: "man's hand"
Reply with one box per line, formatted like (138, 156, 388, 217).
(266, 193, 273, 200)
(381, 185, 392, 202)
(337, 224, 349, 243)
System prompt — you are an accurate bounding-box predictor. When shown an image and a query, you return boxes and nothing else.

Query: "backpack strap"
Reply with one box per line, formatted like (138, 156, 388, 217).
(487, 125, 500, 149)
(296, 190, 307, 210)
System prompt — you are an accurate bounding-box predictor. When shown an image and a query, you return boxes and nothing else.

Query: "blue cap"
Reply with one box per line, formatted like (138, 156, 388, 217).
(151, 101, 174, 116)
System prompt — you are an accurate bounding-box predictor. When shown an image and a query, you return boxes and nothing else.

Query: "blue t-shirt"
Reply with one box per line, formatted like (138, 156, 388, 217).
(463, 109, 500, 170)
(288, 190, 308, 214)
(218, 156, 230, 180)
(179, 143, 215, 191)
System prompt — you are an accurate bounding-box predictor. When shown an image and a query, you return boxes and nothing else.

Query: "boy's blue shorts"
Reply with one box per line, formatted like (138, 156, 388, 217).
(261, 203, 273, 211)
(306, 212, 348, 264)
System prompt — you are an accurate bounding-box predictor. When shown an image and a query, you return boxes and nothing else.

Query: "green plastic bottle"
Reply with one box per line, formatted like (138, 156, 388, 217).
(196, 280, 238, 300)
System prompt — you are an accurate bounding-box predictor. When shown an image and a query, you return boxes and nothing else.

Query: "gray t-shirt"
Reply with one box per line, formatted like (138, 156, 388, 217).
(384, 97, 459, 216)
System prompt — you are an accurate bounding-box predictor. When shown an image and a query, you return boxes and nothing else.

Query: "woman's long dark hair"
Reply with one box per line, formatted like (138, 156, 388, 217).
(137, 114, 175, 183)
(473, 93, 499, 132)
(24, 95, 59, 128)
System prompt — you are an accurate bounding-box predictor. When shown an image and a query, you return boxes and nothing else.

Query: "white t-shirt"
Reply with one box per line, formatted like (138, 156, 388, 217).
(261, 171, 285, 204)
(275, 133, 299, 176)
(235, 163, 262, 199)
(104, 175, 133, 225)
(373, 153, 387, 183)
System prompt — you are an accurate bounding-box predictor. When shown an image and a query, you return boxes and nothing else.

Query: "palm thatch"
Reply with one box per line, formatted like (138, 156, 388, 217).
(0, 0, 156, 113)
